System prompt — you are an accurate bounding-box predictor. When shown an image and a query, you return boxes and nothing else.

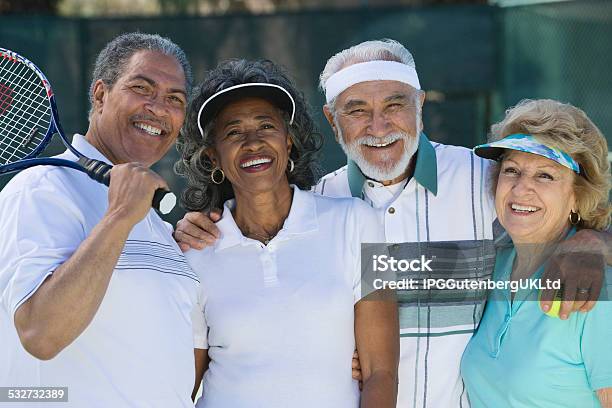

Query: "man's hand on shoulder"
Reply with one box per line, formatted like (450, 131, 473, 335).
(540, 229, 609, 319)
(174, 210, 222, 252)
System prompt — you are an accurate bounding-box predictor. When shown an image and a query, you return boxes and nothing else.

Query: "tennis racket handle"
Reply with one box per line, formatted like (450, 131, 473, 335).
(152, 189, 169, 211)
(77, 157, 175, 214)
(78, 157, 112, 185)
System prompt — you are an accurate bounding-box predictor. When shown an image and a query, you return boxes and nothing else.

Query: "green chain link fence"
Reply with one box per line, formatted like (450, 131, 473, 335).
(1, 0, 609, 222)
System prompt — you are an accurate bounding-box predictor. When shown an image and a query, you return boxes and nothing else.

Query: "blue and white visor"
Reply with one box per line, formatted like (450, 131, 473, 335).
(474, 133, 580, 174)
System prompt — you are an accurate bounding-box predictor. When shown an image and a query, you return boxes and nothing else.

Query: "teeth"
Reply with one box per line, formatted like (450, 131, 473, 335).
(135, 122, 162, 136)
(240, 158, 272, 168)
(367, 141, 394, 148)
(511, 204, 539, 212)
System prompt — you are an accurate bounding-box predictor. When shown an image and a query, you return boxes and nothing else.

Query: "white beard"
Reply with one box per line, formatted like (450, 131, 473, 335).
(337, 124, 421, 183)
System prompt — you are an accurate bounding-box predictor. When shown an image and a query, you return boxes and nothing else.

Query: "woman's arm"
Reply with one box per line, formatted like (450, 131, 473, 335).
(192, 348, 210, 401)
(354, 291, 399, 408)
(598, 387, 612, 408)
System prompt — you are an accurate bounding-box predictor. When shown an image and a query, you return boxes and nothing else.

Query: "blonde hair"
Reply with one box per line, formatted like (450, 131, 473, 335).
(490, 99, 611, 231)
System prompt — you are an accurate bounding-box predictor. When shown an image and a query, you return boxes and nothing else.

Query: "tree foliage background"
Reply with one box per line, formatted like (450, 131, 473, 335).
(0, 0, 59, 14)
(1, 0, 487, 16)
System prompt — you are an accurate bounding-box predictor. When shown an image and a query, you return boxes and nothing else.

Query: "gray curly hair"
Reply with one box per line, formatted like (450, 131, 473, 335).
(175, 59, 323, 212)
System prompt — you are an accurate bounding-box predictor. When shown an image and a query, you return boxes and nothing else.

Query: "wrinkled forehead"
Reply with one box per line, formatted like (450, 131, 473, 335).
(119, 50, 187, 91)
(336, 80, 420, 106)
(215, 97, 285, 123)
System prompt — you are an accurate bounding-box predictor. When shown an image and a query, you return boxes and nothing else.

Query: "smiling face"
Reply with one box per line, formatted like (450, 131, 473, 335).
(324, 80, 424, 184)
(89, 50, 187, 167)
(495, 150, 577, 244)
(207, 97, 292, 195)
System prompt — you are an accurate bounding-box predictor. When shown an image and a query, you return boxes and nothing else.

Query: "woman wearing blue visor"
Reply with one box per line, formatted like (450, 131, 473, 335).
(461, 99, 611, 407)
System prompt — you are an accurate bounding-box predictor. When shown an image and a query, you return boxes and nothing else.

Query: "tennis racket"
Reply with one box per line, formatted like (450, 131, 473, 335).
(0, 48, 176, 214)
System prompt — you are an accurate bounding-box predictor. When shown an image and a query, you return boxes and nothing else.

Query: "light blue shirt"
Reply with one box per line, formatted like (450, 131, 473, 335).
(461, 238, 612, 407)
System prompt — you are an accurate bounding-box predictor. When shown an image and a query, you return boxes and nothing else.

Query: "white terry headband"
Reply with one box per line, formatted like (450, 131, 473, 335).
(324, 60, 421, 104)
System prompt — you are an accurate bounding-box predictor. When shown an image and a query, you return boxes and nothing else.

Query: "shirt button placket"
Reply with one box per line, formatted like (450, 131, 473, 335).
(259, 247, 279, 287)
(385, 207, 398, 242)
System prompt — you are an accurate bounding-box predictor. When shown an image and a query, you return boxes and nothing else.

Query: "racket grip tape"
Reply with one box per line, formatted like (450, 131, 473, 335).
(78, 157, 172, 212)
(78, 157, 112, 185)
(152, 189, 169, 211)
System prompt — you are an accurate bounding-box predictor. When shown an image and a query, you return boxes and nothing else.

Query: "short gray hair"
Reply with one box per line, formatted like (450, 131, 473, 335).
(88, 32, 193, 117)
(319, 38, 417, 105)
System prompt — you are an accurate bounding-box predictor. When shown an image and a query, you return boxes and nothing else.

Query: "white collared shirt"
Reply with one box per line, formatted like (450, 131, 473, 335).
(187, 187, 384, 408)
(0, 134, 199, 407)
(362, 177, 409, 209)
(314, 134, 497, 408)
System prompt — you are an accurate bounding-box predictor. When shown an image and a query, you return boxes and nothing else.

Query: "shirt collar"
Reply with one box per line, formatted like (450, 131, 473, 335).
(212, 204, 244, 252)
(213, 186, 319, 252)
(68, 134, 113, 165)
(347, 132, 438, 198)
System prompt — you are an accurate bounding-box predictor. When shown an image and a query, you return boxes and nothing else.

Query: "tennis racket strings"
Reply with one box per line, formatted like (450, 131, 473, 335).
(0, 49, 176, 214)
(0, 51, 51, 166)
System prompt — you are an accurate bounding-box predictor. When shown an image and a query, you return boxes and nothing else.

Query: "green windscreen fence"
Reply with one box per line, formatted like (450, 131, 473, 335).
(497, 0, 612, 152)
(0, 0, 609, 222)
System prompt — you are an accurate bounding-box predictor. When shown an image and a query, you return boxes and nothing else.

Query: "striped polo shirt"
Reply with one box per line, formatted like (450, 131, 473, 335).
(314, 133, 497, 408)
(0, 135, 199, 407)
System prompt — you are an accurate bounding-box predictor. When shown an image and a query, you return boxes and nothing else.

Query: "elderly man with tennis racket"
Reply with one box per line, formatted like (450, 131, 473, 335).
(0, 33, 197, 407)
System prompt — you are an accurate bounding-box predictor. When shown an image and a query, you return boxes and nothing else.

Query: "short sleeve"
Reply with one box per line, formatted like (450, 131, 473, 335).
(480, 157, 498, 224)
(347, 199, 387, 304)
(581, 267, 612, 390)
(192, 284, 209, 349)
(0, 173, 86, 327)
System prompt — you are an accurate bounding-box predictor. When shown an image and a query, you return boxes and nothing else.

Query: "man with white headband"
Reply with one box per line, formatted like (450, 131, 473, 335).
(174, 39, 608, 407)
(314, 39, 608, 408)
(315, 39, 493, 408)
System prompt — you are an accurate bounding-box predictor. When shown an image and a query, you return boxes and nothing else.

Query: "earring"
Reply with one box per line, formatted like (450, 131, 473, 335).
(287, 158, 295, 173)
(569, 210, 581, 225)
(211, 167, 225, 184)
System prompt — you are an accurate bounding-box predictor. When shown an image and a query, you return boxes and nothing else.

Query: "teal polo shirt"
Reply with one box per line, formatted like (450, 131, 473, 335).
(461, 239, 612, 407)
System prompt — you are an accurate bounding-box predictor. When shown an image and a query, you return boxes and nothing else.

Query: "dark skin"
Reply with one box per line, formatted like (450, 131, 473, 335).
(178, 171, 609, 388)
(192, 349, 209, 401)
(176, 85, 609, 392)
(540, 228, 611, 318)
(175, 83, 608, 317)
(14, 51, 184, 360)
(190, 97, 399, 407)
(206, 97, 295, 240)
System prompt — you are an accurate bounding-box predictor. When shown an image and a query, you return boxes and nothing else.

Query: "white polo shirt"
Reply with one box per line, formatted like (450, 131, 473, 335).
(314, 133, 497, 408)
(187, 187, 385, 408)
(0, 135, 199, 407)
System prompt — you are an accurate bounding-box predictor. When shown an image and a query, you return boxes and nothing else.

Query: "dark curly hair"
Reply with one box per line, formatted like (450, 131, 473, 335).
(175, 59, 323, 212)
